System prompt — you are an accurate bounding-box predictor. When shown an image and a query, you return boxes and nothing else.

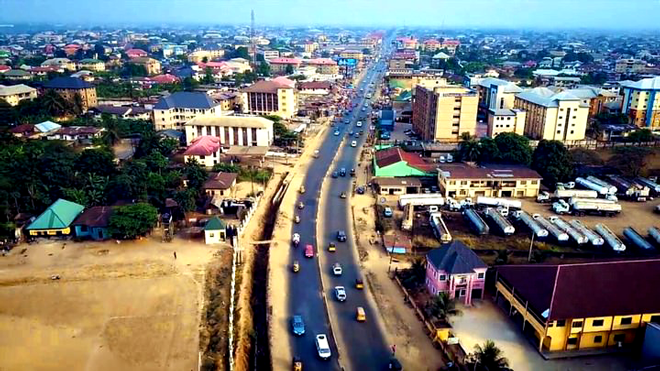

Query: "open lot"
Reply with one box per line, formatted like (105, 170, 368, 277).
(0, 238, 221, 371)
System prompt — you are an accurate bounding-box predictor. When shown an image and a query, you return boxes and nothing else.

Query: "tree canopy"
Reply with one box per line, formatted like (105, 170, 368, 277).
(467, 340, 509, 371)
(109, 203, 158, 239)
(532, 140, 574, 187)
(493, 132, 532, 165)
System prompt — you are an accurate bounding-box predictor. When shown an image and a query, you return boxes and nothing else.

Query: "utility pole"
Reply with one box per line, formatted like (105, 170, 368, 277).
(249, 10, 257, 70)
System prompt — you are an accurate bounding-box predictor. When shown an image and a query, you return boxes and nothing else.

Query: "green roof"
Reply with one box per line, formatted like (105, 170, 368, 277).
(0, 50, 10, 58)
(205, 216, 226, 231)
(80, 58, 102, 64)
(26, 199, 84, 230)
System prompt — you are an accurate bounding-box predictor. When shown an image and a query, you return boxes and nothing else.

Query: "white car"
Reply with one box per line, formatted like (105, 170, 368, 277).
(334, 130, 340, 136)
(356, 121, 363, 127)
(334, 286, 347, 301)
(333, 263, 342, 276)
(351, 141, 357, 147)
(316, 334, 332, 360)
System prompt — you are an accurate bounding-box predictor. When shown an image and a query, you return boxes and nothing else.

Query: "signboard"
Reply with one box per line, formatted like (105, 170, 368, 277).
(338, 58, 358, 67)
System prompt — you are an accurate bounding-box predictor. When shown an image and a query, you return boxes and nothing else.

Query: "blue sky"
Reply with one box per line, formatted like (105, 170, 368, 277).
(2, 0, 660, 29)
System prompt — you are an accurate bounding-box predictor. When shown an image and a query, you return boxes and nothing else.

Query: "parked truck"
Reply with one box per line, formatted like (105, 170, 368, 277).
(586, 176, 618, 195)
(594, 223, 626, 252)
(512, 210, 548, 238)
(548, 216, 588, 244)
(429, 212, 452, 243)
(485, 208, 515, 236)
(553, 198, 621, 216)
(537, 189, 598, 203)
(568, 220, 605, 247)
(623, 227, 656, 253)
(649, 227, 660, 246)
(532, 214, 569, 242)
(635, 177, 660, 195)
(398, 194, 445, 208)
(463, 209, 489, 235)
(608, 175, 649, 201)
(476, 196, 522, 210)
(575, 177, 611, 195)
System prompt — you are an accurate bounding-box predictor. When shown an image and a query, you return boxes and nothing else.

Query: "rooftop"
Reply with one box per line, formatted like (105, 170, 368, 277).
(474, 77, 522, 93)
(204, 172, 238, 190)
(154, 92, 217, 110)
(243, 78, 294, 93)
(620, 76, 660, 90)
(185, 115, 273, 130)
(375, 147, 434, 173)
(72, 206, 113, 228)
(0, 84, 36, 96)
(269, 57, 302, 64)
(205, 216, 226, 231)
(26, 199, 84, 230)
(438, 163, 541, 180)
(427, 241, 487, 275)
(516, 87, 585, 108)
(183, 135, 221, 156)
(44, 76, 92, 90)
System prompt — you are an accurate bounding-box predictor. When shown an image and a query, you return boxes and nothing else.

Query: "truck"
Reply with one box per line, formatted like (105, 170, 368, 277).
(485, 208, 515, 236)
(586, 176, 618, 195)
(608, 175, 649, 201)
(635, 177, 660, 195)
(512, 210, 548, 238)
(537, 189, 598, 203)
(398, 194, 445, 208)
(594, 224, 626, 252)
(476, 196, 522, 210)
(623, 227, 656, 253)
(532, 214, 569, 242)
(648, 227, 660, 246)
(575, 177, 611, 195)
(568, 220, 605, 247)
(430, 212, 452, 243)
(548, 216, 588, 244)
(569, 199, 621, 217)
(463, 209, 489, 235)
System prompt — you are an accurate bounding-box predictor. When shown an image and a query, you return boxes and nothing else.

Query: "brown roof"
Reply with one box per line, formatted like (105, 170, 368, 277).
(373, 177, 422, 187)
(375, 147, 435, 173)
(72, 206, 113, 228)
(299, 81, 332, 90)
(243, 80, 292, 94)
(438, 163, 541, 180)
(203, 172, 238, 190)
(497, 259, 660, 321)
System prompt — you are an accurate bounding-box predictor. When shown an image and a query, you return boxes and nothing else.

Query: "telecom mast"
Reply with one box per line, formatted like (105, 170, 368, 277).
(250, 9, 257, 68)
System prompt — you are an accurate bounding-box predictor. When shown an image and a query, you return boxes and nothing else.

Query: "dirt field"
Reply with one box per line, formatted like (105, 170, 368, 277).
(0, 237, 221, 371)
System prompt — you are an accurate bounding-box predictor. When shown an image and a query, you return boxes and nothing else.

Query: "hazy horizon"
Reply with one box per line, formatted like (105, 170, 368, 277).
(2, 0, 660, 30)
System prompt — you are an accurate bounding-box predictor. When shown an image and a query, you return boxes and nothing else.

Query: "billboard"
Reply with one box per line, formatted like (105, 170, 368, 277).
(338, 58, 358, 67)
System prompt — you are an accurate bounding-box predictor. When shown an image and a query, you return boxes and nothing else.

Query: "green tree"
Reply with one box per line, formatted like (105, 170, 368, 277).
(257, 61, 271, 77)
(212, 162, 241, 173)
(174, 188, 197, 212)
(285, 64, 295, 75)
(478, 137, 500, 163)
(402, 258, 426, 289)
(492, 132, 532, 165)
(184, 159, 208, 192)
(425, 292, 462, 324)
(571, 148, 604, 165)
(459, 133, 481, 162)
(467, 340, 509, 371)
(202, 67, 214, 84)
(494, 250, 510, 265)
(627, 129, 654, 143)
(39, 89, 75, 117)
(532, 140, 574, 186)
(109, 203, 158, 239)
(0, 99, 17, 124)
(144, 150, 169, 174)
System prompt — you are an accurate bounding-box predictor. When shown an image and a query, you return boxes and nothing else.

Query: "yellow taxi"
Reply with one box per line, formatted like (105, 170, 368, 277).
(292, 260, 300, 273)
(356, 306, 366, 322)
(355, 278, 364, 290)
(328, 242, 336, 252)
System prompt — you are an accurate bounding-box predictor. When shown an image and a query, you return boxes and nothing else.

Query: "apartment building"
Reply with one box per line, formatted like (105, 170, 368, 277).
(188, 49, 225, 63)
(130, 57, 161, 75)
(77, 59, 106, 72)
(303, 58, 339, 75)
(0, 84, 37, 106)
(241, 77, 297, 119)
(339, 49, 363, 61)
(472, 77, 522, 117)
(184, 115, 273, 147)
(41, 58, 76, 71)
(514, 87, 589, 141)
(268, 58, 302, 74)
(437, 163, 541, 199)
(422, 39, 442, 52)
(487, 109, 526, 137)
(261, 50, 280, 60)
(620, 76, 660, 127)
(615, 58, 646, 75)
(153, 92, 221, 131)
(395, 37, 418, 50)
(495, 260, 660, 355)
(441, 40, 461, 54)
(412, 84, 478, 141)
(43, 77, 97, 112)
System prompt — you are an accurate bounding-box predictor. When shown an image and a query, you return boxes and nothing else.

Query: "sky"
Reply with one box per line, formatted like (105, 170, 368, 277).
(1, 0, 660, 30)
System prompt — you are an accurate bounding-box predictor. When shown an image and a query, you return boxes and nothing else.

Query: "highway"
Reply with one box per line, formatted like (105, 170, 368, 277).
(287, 38, 392, 370)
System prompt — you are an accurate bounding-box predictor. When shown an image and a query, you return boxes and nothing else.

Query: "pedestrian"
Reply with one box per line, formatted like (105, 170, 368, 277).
(173, 251, 177, 260)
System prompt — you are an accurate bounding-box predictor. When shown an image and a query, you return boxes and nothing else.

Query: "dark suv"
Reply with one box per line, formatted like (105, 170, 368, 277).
(336, 230, 347, 242)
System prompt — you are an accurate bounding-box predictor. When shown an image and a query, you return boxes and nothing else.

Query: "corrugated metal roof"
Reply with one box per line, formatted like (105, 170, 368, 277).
(154, 92, 217, 110)
(26, 199, 84, 230)
(426, 241, 487, 275)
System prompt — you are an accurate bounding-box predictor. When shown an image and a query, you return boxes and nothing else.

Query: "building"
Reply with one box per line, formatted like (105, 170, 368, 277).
(72, 206, 112, 240)
(188, 49, 225, 63)
(183, 135, 222, 167)
(261, 50, 280, 60)
(41, 58, 76, 71)
(426, 240, 487, 306)
(487, 109, 527, 137)
(561, 86, 618, 117)
(203, 172, 238, 197)
(396, 37, 418, 50)
(34, 120, 62, 135)
(77, 58, 106, 72)
(43, 76, 97, 112)
(495, 260, 660, 355)
(3, 69, 31, 81)
(472, 77, 523, 119)
(125, 48, 148, 59)
(412, 84, 478, 141)
(619, 76, 660, 127)
(303, 58, 339, 75)
(47, 126, 104, 141)
(615, 58, 646, 75)
(0, 84, 37, 106)
(339, 50, 364, 61)
(26, 199, 84, 237)
(185, 115, 274, 147)
(373, 147, 435, 177)
(514, 87, 589, 141)
(437, 163, 541, 198)
(162, 43, 187, 58)
(380, 109, 395, 132)
(373, 177, 422, 195)
(440, 40, 461, 54)
(241, 78, 297, 119)
(130, 57, 161, 75)
(153, 92, 221, 131)
(422, 39, 442, 52)
(268, 58, 302, 74)
(204, 216, 227, 244)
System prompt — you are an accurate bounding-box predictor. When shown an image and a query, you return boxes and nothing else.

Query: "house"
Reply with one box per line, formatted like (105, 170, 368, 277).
(130, 57, 161, 75)
(183, 135, 222, 167)
(185, 115, 274, 148)
(43, 76, 97, 112)
(72, 206, 113, 240)
(41, 57, 76, 71)
(26, 199, 84, 237)
(9, 124, 36, 138)
(0, 84, 37, 106)
(46, 126, 104, 141)
(268, 57, 302, 74)
(125, 48, 148, 59)
(204, 216, 227, 244)
(152, 91, 222, 131)
(34, 120, 62, 135)
(425, 240, 487, 305)
(373, 147, 435, 177)
(303, 58, 339, 75)
(3, 69, 31, 81)
(203, 172, 238, 197)
(437, 163, 542, 199)
(373, 177, 422, 195)
(77, 58, 106, 72)
(150, 74, 180, 84)
(495, 260, 660, 356)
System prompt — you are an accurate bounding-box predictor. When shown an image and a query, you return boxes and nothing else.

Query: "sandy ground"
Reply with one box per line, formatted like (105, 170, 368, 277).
(0, 237, 221, 371)
(451, 300, 634, 371)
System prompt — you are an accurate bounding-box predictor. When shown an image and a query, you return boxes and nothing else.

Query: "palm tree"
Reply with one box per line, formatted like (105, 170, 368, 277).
(403, 258, 426, 288)
(40, 90, 73, 117)
(101, 115, 121, 146)
(459, 138, 481, 162)
(426, 292, 462, 324)
(469, 340, 509, 371)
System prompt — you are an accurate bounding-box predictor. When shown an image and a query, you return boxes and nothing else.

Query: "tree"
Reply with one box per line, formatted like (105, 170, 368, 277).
(402, 258, 426, 289)
(213, 162, 241, 173)
(493, 132, 532, 165)
(532, 140, 574, 186)
(0, 99, 17, 124)
(478, 137, 500, 163)
(426, 292, 462, 324)
(201, 56, 209, 63)
(627, 129, 654, 143)
(174, 188, 197, 212)
(459, 133, 481, 162)
(571, 148, 604, 165)
(257, 62, 271, 77)
(144, 150, 169, 174)
(467, 340, 509, 371)
(513, 68, 534, 80)
(109, 203, 158, 239)
(607, 147, 651, 177)
(184, 159, 208, 192)
(285, 64, 295, 75)
(201, 67, 214, 84)
(76, 148, 117, 177)
(494, 250, 510, 265)
(39, 89, 75, 117)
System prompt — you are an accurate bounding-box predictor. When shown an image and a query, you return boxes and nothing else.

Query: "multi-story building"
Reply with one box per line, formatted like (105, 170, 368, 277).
(422, 39, 442, 52)
(43, 77, 97, 112)
(514, 87, 589, 141)
(440, 39, 461, 54)
(261, 50, 280, 60)
(77, 58, 106, 72)
(339, 49, 363, 61)
(395, 37, 418, 50)
(495, 259, 660, 355)
(153, 92, 222, 131)
(303, 58, 339, 75)
(125, 48, 148, 59)
(188, 49, 225, 63)
(268, 58, 302, 74)
(487, 109, 527, 137)
(0, 84, 37, 106)
(412, 84, 478, 141)
(130, 57, 161, 75)
(561, 86, 618, 117)
(241, 77, 297, 119)
(426, 241, 487, 306)
(184, 115, 274, 147)
(615, 58, 646, 75)
(472, 77, 522, 118)
(41, 58, 76, 71)
(162, 44, 187, 58)
(437, 163, 542, 199)
(619, 76, 660, 127)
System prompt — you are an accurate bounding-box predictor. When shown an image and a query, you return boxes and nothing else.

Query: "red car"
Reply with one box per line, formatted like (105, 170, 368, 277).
(305, 244, 314, 258)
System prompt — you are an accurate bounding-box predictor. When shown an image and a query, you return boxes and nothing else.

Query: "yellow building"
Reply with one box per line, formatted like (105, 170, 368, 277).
(620, 76, 660, 127)
(130, 57, 161, 75)
(412, 84, 478, 141)
(487, 109, 526, 137)
(615, 58, 646, 74)
(77, 58, 106, 72)
(188, 49, 225, 63)
(0, 84, 37, 106)
(514, 87, 589, 141)
(41, 58, 76, 71)
(496, 260, 660, 356)
(339, 49, 363, 61)
(44, 76, 97, 112)
(437, 163, 541, 199)
(241, 77, 297, 119)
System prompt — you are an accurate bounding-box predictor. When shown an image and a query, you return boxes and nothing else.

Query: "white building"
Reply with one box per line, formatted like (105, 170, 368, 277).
(153, 92, 222, 131)
(185, 115, 274, 147)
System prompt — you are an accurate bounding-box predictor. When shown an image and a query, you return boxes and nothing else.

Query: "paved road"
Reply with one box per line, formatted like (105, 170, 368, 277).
(287, 41, 392, 370)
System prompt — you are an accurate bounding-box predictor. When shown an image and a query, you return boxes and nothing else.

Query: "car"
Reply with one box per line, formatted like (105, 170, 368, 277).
(333, 263, 342, 276)
(344, 119, 350, 124)
(351, 141, 357, 147)
(356, 121, 363, 127)
(355, 278, 364, 289)
(294, 215, 300, 223)
(361, 107, 366, 112)
(334, 286, 347, 301)
(292, 356, 303, 371)
(340, 191, 347, 199)
(356, 307, 366, 322)
(354, 133, 360, 138)
(291, 315, 305, 335)
(305, 244, 314, 258)
(356, 186, 365, 194)
(349, 130, 354, 135)
(298, 201, 305, 209)
(315, 334, 332, 360)
(328, 242, 336, 252)
(350, 168, 356, 177)
(336, 230, 347, 242)
(340, 168, 346, 177)
(383, 207, 393, 217)
(292, 260, 300, 273)
(334, 130, 340, 136)
(332, 171, 338, 178)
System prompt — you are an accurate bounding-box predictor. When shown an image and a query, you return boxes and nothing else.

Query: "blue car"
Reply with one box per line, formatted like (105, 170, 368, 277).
(291, 315, 305, 336)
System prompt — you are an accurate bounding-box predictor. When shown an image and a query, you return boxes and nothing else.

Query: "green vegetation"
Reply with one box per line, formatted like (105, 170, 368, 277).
(458, 132, 532, 165)
(607, 146, 652, 177)
(532, 140, 574, 186)
(1, 89, 82, 124)
(425, 292, 462, 324)
(109, 202, 159, 239)
(466, 340, 509, 371)
(264, 114, 300, 147)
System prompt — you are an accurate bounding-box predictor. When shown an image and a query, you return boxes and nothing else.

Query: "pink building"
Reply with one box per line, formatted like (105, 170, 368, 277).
(425, 241, 487, 306)
(125, 48, 148, 59)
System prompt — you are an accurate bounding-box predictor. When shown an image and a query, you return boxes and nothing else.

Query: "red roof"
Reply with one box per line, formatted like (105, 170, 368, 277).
(424, 39, 441, 45)
(375, 147, 433, 172)
(0, 65, 11, 72)
(442, 40, 461, 46)
(151, 74, 180, 84)
(269, 57, 302, 65)
(126, 49, 147, 58)
(184, 136, 221, 156)
(10, 124, 34, 134)
(305, 58, 337, 66)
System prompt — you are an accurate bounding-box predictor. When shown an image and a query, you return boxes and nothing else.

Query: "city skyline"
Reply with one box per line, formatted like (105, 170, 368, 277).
(2, 0, 660, 30)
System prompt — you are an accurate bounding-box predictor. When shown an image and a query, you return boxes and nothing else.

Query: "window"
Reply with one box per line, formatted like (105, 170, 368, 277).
(594, 335, 603, 343)
(620, 317, 633, 325)
(477, 272, 484, 279)
(613, 334, 626, 342)
(439, 275, 446, 281)
(592, 319, 604, 327)
(650, 315, 660, 323)
(459, 289, 466, 296)
(209, 233, 214, 238)
(572, 320, 583, 328)
(567, 337, 578, 345)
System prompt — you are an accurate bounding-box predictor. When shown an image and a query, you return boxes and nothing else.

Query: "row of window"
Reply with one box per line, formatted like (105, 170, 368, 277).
(551, 315, 660, 329)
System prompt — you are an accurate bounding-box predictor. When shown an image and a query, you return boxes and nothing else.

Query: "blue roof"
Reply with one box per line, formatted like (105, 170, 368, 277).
(44, 76, 92, 89)
(35, 120, 62, 133)
(426, 240, 487, 275)
(154, 92, 217, 110)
